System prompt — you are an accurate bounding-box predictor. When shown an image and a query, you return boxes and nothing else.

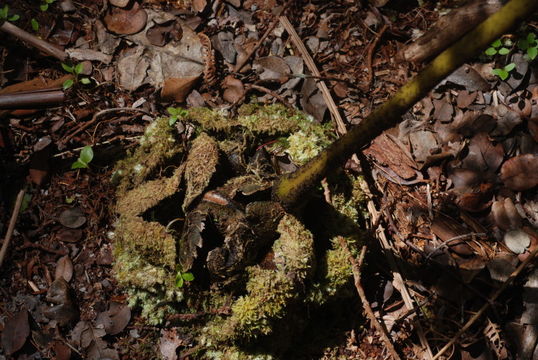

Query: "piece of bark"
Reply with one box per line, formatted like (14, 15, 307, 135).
(401, 0, 502, 63)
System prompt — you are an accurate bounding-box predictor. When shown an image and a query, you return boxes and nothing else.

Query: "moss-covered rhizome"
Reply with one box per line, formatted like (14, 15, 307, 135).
(112, 104, 368, 358)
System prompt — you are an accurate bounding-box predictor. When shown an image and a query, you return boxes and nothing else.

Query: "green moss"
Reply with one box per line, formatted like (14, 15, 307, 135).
(114, 116, 183, 194)
(210, 214, 315, 342)
(187, 107, 238, 132)
(237, 104, 306, 136)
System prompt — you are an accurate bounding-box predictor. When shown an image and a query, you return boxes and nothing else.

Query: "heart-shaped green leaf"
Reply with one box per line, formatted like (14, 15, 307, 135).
(504, 63, 516, 72)
(181, 272, 195, 282)
(62, 79, 74, 90)
(79, 146, 94, 164)
(498, 47, 510, 55)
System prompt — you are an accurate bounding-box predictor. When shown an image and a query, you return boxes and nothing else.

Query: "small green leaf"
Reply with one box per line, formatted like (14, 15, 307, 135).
(0, 5, 8, 19)
(65, 196, 75, 204)
(74, 63, 84, 75)
(484, 47, 497, 56)
(492, 68, 509, 81)
(31, 18, 39, 31)
(175, 273, 184, 288)
(491, 39, 502, 48)
(518, 39, 529, 50)
(71, 160, 88, 169)
(528, 33, 536, 43)
(8, 14, 19, 21)
(528, 47, 538, 60)
(80, 77, 91, 85)
(181, 272, 195, 282)
(62, 79, 74, 90)
(167, 107, 179, 116)
(504, 63, 516, 72)
(61, 63, 73, 73)
(498, 47, 510, 55)
(40, 3, 48, 11)
(46, 0, 56, 4)
(20, 193, 32, 213)
(168, 116, 178, 126)
(79, 146, 94, 164)
(63, 79, 74, 89)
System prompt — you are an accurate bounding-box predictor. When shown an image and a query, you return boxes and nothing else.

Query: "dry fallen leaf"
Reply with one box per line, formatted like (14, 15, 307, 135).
(161, 76, 199, 102)
(59, 207, 87, 229)
(103, 2, 148, 35)
(55, 255, 74, 282)
(222, 75, 245, 103)
(1, 310, 30, 355)
(500, 154, 538, 191)
(491, 198, 522, 231)
(504, 229, 531, 254)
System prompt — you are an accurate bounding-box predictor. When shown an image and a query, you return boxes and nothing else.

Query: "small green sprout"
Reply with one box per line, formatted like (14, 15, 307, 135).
(166, 107, 188, 126)
(175, 269, 194, 288)
(30, 18, 39, 32)
(492, 62, 516, 81)
(517, 32, 538, 60)
(485, 38, 510, 56)
(39, 0, 55, 12)
(61, 62, 91, 89)
(71, 145, 94, 169)
(0, 4, 20, 21)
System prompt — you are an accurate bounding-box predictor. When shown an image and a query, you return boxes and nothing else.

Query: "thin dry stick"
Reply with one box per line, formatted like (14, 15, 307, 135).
(367, 199, 434, 359)
(365, 24, 388, 87)
(61, 107, 150, 145)
(0, 189, 26, 268)
(0, 21, 67, 61)
(345, 243, 402, 360)
(234, 1, 292, 73)
(432, 247, 538, 360)
(279, 16, 347, 136)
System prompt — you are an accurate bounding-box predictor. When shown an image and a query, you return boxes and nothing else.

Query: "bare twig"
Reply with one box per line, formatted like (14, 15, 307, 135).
(365, 24, 388, 87)
(246, 84, 294, 109)
(279, 15, 347, 136)
(233, 1, 292, 73)
(432, 247, 538, 360)
(0, 189, 26, 268)
(343, 242, 402, 360)
(0, 89, 64, 109)
(0, 21, 67, 61)
(60, 107, 150, 145)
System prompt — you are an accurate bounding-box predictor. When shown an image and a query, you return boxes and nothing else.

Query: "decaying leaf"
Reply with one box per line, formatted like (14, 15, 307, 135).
(116, 10, 205, 92)
(103, 2, 148, 35)
(55, 255, 74, 282)
(1, 310, 30, 355)
(500, 154, 538, 191)
(96, 302, 131, 336)
(491, 197, 522, 231)
(44, 278, 79, 326)
(254, 56, 291, 82)
(183, 133, 219, 210)
(504, 229, 531, 254)
(222, 75, 245, 103)
(59, 207, 87, 229)
(161, 76, 199, 102)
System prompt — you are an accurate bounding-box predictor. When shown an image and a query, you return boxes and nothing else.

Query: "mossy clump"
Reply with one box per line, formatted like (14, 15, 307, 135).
(114, 116, 183, 195)
(208, 214, 315, 342)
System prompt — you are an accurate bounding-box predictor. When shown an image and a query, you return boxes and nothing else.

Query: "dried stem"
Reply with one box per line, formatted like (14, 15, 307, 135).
(0, 189, 26, 268)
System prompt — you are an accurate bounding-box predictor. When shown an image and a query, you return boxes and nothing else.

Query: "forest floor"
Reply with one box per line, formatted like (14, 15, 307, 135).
(1, 0, 538, 359)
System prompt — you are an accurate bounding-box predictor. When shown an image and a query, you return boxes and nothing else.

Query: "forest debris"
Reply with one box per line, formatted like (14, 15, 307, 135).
(0, 310, 30, 355)
(55, 255, 74, 283)
(43, 278, 79, 326)
(103, 2, 148, 35)
(500, 154, 538, 191)
(95, 302, 131, 335)
(400, 0, 502, 63)
(58, 207, 86, 229)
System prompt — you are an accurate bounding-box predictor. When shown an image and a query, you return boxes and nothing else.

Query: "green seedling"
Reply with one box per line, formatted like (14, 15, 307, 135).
(175, 269, 194, 288)
(39, 0, 56, 12)
(61, 62, 91, 89)
(0, 4, 20, 21)
(492, 62, 516, 81)
(166, 107, 188, 126)
(517, 32, 538, 60)
(485, 38, 511, 56)
(71, 145, 94, 169)
(30, 18, 39, 32)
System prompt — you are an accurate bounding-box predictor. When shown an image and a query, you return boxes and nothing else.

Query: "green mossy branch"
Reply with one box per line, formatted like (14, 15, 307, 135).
(273, 0, 538, 209)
